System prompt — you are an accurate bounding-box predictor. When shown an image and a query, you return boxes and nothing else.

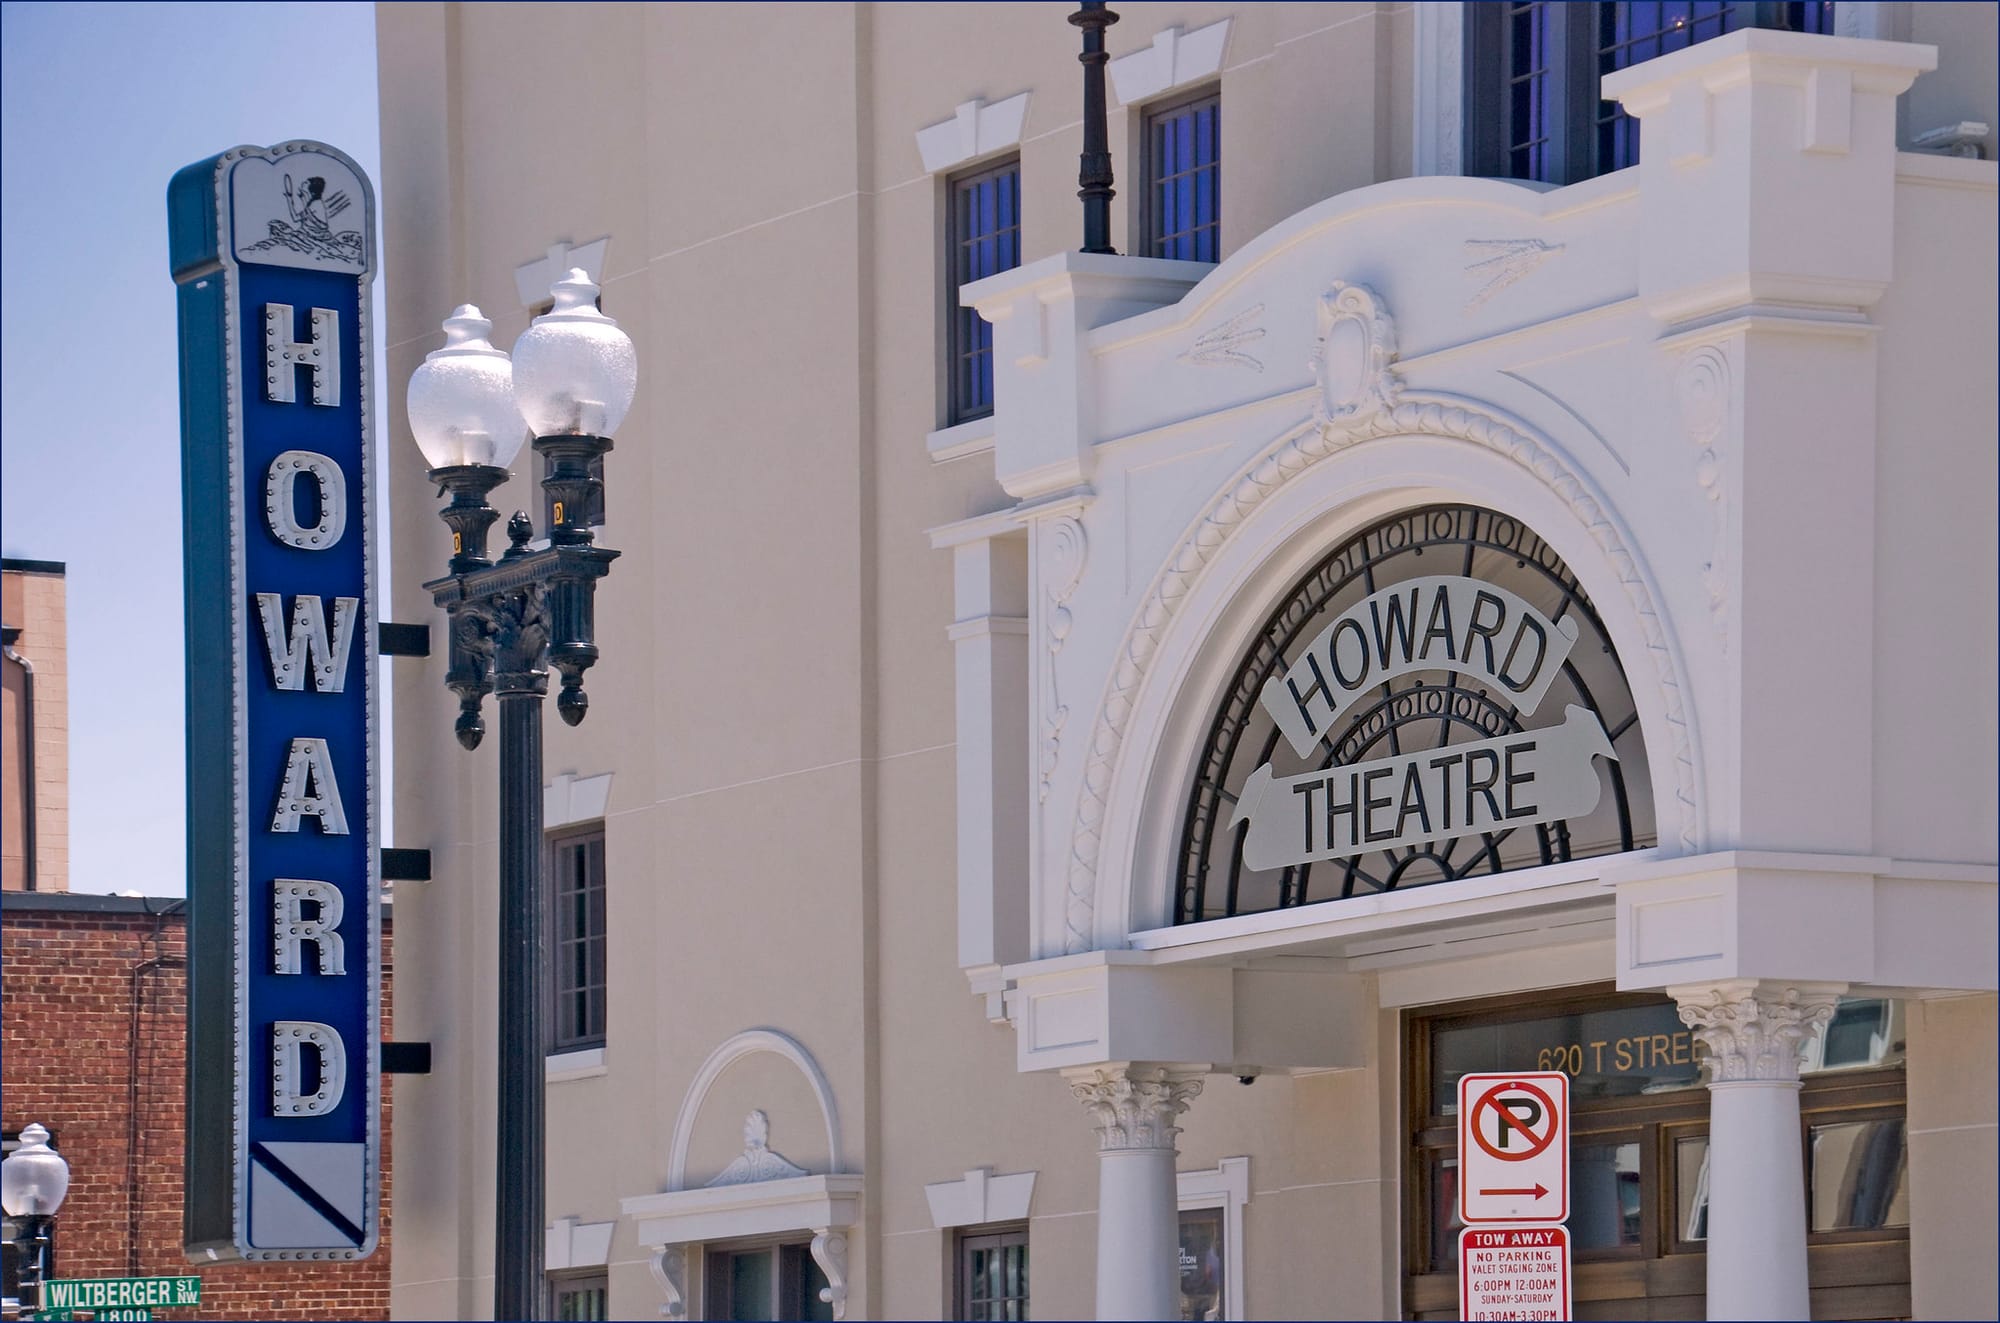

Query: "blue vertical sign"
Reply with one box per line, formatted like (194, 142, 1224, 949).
(169, 141, 379, 1261)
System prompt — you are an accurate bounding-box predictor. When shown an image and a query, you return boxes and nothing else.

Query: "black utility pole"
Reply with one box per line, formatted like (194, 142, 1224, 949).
(1071, 1, 1120, 254)
(424, 439, 617, 1323)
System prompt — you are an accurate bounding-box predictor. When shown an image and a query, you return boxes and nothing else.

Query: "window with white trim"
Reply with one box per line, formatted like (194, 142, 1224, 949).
(552, 1274, 608, 1321)
(1143, 87, 1222, 262)
(1177, 1156, 1249, 1321)
(946, 157, 1021, 424)
(548, 824, 607, 1053)
(1463, 1, 1837, 185)
(955, 1224, 1029, 1321)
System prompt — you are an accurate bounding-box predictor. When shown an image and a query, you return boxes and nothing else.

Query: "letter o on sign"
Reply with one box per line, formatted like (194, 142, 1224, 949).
(264, 449, 347, 549)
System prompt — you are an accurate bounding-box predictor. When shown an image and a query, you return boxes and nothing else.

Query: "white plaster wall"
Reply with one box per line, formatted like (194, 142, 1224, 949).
(378, 6, 1995, 1320)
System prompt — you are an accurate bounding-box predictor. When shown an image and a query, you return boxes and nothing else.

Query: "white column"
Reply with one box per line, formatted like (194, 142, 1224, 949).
(1672, 980, 1841, 1321)
(1067, 1064, 1204, 1321)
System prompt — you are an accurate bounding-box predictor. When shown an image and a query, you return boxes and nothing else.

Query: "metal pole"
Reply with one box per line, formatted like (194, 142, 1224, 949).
(1072, 2, 1120, 254)
(492, 576, 550, 1322)
(16, 1214, 51, 1312)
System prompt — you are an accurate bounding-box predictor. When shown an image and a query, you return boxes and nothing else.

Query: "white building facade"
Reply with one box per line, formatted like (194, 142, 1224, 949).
(377, 4, 1996, 1319)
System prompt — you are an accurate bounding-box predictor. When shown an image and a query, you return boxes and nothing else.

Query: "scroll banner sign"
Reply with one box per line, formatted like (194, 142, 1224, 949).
(1232, 576, 1615, 868)
(169, 141, 379, 1261)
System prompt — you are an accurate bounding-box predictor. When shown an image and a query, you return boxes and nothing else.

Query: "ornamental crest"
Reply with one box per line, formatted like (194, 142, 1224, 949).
(1311, 281, 1401, 426)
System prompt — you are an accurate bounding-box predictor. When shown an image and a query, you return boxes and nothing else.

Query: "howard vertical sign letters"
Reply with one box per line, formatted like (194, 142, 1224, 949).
(169, 141, 379, 1260)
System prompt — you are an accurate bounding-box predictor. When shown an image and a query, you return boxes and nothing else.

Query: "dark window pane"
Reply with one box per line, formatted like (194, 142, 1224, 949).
(1178, 1206, 1225, 1320)
(1676, 1134, 1710, 1242)
(554, 1281, 607, 1321)
(1570, 1141, 1643, 1250)
(548, 828, 607, 1050)
(1811, 1119, 1909, 1232)
(1146, 91, 1220, 262)
(1429, 1153, 1465, 1270)
(1429, 1001, 1704, 1112)
(730, 1248, 775, 1322)
(946, 159, 1021, 423)
(959, 1228, 1029, 1320)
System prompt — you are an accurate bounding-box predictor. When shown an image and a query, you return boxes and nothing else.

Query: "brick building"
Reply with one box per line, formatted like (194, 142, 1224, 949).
(1, 892, 392, 1318)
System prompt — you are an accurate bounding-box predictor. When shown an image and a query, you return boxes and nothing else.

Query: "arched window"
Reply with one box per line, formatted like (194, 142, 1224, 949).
(1176, 504, 1652, 925)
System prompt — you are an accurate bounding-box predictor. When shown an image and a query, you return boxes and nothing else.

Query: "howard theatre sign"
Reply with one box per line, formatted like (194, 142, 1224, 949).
(169, 141, 379, 1260)
(1231, 574, 1616, 871)
(1178, 501, 1647, 924)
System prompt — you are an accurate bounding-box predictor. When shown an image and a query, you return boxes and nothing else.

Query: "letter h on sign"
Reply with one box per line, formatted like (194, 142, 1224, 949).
(265, 303, 340, 406)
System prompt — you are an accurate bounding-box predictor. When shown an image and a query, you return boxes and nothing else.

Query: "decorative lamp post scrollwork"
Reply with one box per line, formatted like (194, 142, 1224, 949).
(407, 269, 635, 1322)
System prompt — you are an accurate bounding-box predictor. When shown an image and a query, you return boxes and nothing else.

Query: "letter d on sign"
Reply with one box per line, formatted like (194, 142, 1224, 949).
(271, 1021, 347, 1115)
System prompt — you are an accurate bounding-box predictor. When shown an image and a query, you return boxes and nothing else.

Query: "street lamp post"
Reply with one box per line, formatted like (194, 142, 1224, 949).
(2, 1122, 69, 1314)
(408, 270, 636, 1322)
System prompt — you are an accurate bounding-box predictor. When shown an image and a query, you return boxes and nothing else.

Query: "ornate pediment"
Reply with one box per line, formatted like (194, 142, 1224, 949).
(705, 1110, 810, 1187)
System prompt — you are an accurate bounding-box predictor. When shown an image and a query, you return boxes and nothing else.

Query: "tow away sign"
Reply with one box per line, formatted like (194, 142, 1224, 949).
(1457, 1071, 1568, 1223)
(1459, 1225, 1571, 1321)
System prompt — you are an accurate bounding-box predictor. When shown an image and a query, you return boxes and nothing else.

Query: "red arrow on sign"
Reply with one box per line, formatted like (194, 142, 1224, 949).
(1479, 1184, 1549, 1198)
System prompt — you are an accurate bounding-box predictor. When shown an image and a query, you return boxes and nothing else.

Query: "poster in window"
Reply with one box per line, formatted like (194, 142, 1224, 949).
(1178, 1206, 1226, 1321)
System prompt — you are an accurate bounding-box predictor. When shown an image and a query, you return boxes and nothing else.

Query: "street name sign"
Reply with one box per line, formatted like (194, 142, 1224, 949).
(1459, 1226, 1572, 1321)
(1457, 1071, 1569, 1224)
(169, 141, 380, 1260)
(40, 1276, 201, 1311)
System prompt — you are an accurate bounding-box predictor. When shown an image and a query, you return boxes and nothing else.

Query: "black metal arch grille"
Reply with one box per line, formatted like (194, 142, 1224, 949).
(1174, 504, 1654, 925)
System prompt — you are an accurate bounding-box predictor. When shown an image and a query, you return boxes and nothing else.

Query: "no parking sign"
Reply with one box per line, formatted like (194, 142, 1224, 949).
(1456, 1071, 1569, 1224)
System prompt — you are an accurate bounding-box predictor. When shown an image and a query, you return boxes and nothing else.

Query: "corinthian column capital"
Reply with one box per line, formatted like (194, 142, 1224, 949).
(1670, 979, 1843, 1083)
(1065, 1064, 1205, 1152)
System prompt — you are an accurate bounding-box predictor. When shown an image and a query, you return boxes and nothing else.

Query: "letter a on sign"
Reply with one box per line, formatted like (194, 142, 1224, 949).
(1457, 1070, 1569, 1224)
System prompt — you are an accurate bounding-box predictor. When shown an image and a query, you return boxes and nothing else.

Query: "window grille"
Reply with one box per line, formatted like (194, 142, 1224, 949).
(947, 159, 1021, 424)
(1467, 1, 1835, 185)
(548, 826, 606, 1052)
(1145, 89, 1221, 263)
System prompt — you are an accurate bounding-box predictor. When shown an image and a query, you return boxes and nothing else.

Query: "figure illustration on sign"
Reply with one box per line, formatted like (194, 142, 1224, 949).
(246, 173, 364, 266)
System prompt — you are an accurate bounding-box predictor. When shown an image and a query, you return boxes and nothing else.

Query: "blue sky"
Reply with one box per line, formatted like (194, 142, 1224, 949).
(1, 1, 383, 894)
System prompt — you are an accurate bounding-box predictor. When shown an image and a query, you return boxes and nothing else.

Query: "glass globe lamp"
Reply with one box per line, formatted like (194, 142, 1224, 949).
(406, 306, 529, 470)
(1, 1122, 68, 1218)
(510, 269, 637, 438)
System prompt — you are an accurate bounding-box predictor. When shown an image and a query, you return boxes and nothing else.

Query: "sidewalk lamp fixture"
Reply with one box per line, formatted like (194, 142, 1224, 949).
(3, 1123, 69, 1312)
(407, 269, 636, 1322)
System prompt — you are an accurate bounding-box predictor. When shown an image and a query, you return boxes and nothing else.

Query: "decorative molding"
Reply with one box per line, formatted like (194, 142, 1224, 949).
(1066, 1065, 1203, 1151)
(916, 92, 1032, 173)
(1672, 980, 1840, 1083)
(1108, 18, 1232, 107)
(516, 237, 609, 310)
(1463, 239, 1566, 312)
(1178, 305, 1266, 371)
(667, 1029, 842, 1192)
(545, 1046, 607, 1082)
(1060, 393, 1699, 952)
(809, 1229, 850, 1320)
(1311, 282, 1402, 426)
(546, 1215, 614, 1270)
(925, 1166, 1039, 1229)
(706, 1110, 811, 1187)
(625, 1175, 865, 1321)
(545, 769, 613, 828)
(1676, 344, 1732, 641)
(649, 1244, 687, 1320)
(1413, 3, 1465, 176)
(1039, 517, 1088, 802)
